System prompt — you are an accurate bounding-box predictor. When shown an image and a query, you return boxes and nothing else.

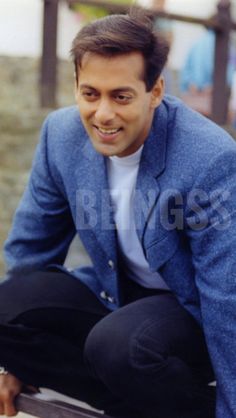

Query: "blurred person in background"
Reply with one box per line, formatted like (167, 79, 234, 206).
(180, 28, 235, 118)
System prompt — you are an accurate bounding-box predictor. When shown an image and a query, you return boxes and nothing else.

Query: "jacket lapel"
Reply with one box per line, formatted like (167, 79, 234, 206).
(134, 102, 168, 246)
(75, 138, 117, 263)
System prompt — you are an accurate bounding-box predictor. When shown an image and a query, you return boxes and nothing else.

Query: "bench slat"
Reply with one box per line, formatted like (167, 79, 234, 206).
(16, 393, 112, 418)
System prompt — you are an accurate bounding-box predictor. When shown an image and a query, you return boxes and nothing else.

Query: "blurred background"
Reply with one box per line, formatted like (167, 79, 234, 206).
(1, 0, 236, 277)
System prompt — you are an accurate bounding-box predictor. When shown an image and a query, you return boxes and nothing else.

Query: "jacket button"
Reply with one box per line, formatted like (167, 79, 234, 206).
(100, 290, 108, 300)
(108, 259, 115, 269)
(100, 291, 116, 304)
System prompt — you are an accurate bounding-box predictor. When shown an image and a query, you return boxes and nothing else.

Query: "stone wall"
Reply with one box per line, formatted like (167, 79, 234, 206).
(0, 56, 75, 276)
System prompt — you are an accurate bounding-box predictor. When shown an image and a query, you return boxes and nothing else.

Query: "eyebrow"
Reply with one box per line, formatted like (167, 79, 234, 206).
(113, 87, 136, 94)
(79, 84, 136, 94)
(79, 84, 96, 90)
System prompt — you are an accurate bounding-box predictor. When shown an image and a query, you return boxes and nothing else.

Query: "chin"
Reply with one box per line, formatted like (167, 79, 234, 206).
(93, 144, 118, 157)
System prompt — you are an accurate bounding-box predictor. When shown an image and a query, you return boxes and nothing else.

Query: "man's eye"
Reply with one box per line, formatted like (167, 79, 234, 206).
(116, 94, 132, 103)
(81, 91, 97, 99)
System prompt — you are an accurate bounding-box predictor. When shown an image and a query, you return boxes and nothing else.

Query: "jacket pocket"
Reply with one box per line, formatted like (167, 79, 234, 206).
(145, 232, 180, 272)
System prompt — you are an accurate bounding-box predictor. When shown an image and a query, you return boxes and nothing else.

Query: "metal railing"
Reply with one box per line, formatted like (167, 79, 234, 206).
(41, 0, 234, 125)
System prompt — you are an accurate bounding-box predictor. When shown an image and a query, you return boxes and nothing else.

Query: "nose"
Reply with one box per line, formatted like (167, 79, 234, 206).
(95, 98, 115, 125)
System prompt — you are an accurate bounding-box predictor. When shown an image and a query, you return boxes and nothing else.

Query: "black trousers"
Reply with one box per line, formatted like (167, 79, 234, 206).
(0, 270, 215, 418)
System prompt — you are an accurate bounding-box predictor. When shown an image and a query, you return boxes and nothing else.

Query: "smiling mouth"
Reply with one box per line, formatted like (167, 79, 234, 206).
(95, 126, 122, 135)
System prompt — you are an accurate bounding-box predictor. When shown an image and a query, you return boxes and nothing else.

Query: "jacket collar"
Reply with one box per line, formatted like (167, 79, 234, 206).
(134, 101, 168, 244)
(76, 138, 117, 263)
(141, 101, 168, 179)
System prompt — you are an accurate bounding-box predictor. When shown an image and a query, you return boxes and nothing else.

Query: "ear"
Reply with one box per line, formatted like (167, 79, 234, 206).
(150, 76, 165, 109)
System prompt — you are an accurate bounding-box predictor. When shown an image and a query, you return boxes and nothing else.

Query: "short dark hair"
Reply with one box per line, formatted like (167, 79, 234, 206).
(70, 7, 170, 91)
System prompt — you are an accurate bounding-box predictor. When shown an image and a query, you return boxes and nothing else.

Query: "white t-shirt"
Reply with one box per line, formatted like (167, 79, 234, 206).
(107, 147, 169, 290)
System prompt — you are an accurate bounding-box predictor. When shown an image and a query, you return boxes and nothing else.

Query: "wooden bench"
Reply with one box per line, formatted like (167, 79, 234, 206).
(16, 393, 112, 418)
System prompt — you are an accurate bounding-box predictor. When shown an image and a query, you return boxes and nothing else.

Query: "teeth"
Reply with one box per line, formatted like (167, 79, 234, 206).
(98, 127, 120, 134)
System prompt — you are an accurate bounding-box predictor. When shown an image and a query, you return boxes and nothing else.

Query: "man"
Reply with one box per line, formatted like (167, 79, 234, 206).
(0, 8, 235, 418)
(180, 29, 234, 118)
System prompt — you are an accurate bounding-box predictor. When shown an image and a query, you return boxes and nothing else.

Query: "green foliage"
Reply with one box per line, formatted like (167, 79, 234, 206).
(71, 4, 108, 22)
(71, 0, 134, 24)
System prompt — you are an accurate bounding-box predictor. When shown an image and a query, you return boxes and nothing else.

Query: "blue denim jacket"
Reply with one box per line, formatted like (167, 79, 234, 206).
(4, 95, 236, 417)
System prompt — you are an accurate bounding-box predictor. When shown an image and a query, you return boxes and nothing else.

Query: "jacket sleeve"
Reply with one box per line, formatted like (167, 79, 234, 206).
(4, 115, 76, 274)
(185, 149, 236, 418)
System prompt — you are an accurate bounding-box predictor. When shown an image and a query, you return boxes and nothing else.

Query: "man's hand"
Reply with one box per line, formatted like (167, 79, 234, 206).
(0, 373, 22, 416)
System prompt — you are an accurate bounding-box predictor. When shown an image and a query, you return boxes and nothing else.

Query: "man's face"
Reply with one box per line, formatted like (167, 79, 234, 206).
(75, 51, 164, 157)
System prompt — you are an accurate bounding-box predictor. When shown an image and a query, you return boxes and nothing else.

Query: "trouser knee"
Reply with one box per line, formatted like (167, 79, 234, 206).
(85, 313, 137, 384)
(84, 312, 167, 387)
